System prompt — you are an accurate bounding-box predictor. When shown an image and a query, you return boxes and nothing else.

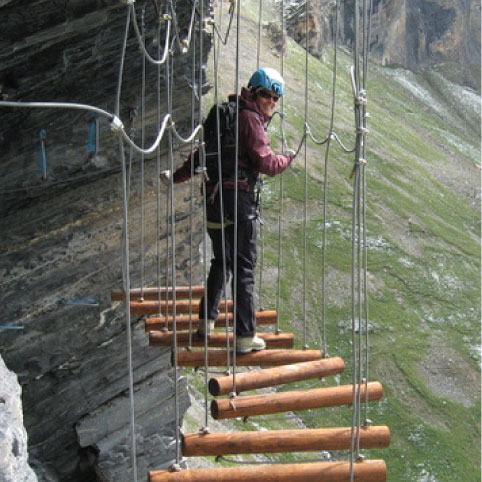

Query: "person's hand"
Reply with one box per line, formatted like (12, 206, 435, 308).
(160, 170, 171, 186)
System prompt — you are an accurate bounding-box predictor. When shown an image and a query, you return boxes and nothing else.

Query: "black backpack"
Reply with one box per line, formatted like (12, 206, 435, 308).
(203, 101, 245, 183)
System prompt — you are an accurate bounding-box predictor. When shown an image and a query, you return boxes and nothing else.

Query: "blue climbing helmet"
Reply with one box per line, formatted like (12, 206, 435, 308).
(248, 67, 285, 96)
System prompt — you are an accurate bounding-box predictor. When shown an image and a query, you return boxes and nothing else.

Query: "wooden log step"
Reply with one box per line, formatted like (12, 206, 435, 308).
(211, 381, 383, 419)
(145, 310, 277, 332)
(130, 299, 233, 315)
(175, 349, 322, 367)
(209, 357, 345, 396)
(149, 459, 387, 482)
(111, 285, 204, 302)
(182, 426, 390, 456)
(150, 331, 294, 349)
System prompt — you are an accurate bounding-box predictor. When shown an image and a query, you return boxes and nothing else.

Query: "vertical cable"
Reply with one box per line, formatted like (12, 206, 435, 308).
(119, 135, 138, 482)
(166, 27, 181, 464)
(197, 0, 211, 433)
(275, 0, 285, 335)
(256, 0, 263, 69)
(188, 16, 197, 348)
(320, 0, 340, 359)
(231, 0, 242, 394)
(140, 7, 146, 301)
(156, 15, 163, 316)
(302, 0, 309, 350)
(211, 15, 231, 369)
(116, 7, 137, 481)
(257, 0, 265, 311)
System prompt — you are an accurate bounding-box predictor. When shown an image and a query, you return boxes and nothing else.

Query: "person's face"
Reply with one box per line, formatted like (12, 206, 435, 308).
(255, 89, 280, 117)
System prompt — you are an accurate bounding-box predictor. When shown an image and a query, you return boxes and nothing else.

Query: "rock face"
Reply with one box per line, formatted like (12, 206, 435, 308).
(0, 0, 209, 480)
(0, 355, 38, 482)
(285, 0, 481, 90)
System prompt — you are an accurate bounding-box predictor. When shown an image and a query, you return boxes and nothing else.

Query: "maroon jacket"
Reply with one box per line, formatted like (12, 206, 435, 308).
(173, 87, 293, 184)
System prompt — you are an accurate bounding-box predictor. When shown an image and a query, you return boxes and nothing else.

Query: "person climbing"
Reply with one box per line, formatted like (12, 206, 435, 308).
(161, 67, 295, 353)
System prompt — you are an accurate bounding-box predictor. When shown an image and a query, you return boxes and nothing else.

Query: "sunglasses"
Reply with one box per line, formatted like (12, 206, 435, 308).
(257, 90, 280, 103)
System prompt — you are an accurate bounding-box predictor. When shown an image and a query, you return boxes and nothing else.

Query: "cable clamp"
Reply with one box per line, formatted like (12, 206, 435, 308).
(199, 426, 210, 435)
(357, 158, 368, 166)
(329, 132, 336, 141)
(356, 127, 370, 135)
(181, 39, 189, 54)
(355, 90, 367, 105)
(357, 454, 366, 462)
(229, 392, 237, 410)
(364, 112, 371, 119)
(364, 418, 374, 426)
(169, 464, 182, 472)
(110, 116, 124, 133)
(206, 19, 215, 26)
(119, 0, 135, 4)
(160, 13, 172, 22)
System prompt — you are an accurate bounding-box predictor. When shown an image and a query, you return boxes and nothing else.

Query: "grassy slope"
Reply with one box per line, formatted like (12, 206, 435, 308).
(187, 2, 481, 480)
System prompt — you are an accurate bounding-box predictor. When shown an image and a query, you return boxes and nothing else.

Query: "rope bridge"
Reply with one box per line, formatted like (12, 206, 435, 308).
(0, 0, 387, 480)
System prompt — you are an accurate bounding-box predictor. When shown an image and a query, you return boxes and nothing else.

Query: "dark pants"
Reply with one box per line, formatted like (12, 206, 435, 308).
(199, 219, 257, 337)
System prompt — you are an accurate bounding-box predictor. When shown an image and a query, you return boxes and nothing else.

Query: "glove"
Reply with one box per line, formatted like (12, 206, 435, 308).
(283, 148, 296, 158)
(160, 170, 171, 186)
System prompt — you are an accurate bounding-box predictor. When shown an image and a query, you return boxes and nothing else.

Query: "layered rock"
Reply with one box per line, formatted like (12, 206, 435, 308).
(285, 0, 481, 90)
(0, 0, 210, 480)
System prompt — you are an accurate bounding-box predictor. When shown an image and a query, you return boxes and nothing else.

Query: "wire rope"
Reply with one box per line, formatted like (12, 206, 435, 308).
(211, 9, 232, 370)
(348, 0, 373, 477)
(118, 134, 138, 482)
(275, 0, 285, 336)
(187, 19, 197, 349)
(116, 8, 138, 479)
(256, 0, 266, 312)
(211, 0, 236, 45)
(302, 0, 310, 350)
(128, 1, 171, 65)
(230, 0, 243, 398)
(196, 0, 211, 435)
(319, 0, 341, 359)
(140, 7, 147, 301)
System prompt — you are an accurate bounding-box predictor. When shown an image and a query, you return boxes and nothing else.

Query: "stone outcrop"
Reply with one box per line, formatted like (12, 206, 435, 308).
(285, 0, 481, 90)
(0, 355, 38, 482)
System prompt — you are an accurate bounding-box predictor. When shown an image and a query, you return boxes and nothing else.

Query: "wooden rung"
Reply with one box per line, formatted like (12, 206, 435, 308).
(211, 382, 383, 419)
(145, 310, 277, 332)
(149, 331, 294, 349)
(130, 299, 233, 315)
(175, 349, 322, 367)
(111, 285, 204, 301)
(209, 357, 345, 396)
(149, 460, 387, 481)
(182, 426, 390, 456)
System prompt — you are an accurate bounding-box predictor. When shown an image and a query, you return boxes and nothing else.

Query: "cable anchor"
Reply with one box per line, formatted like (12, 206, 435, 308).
(110, 116, 124, 133)
(169, 463, 182, 472)
(199, 426, 210, 435)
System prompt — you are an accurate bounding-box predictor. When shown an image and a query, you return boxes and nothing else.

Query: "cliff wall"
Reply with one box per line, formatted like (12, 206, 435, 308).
(286, 0, 481, 90)
(0, 1, 209, 480)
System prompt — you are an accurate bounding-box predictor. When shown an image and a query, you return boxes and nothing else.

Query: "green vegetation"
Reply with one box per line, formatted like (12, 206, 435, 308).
(184, 1, 481, 480)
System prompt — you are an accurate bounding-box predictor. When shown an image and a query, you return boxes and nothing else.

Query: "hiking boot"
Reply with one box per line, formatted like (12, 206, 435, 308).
(236, 335, 266, 353)
(197, 319, 215, 336)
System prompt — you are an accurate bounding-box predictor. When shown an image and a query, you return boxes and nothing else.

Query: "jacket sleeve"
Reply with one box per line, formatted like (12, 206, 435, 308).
(240, 111, 293, 177)
(173, 149, 199, 184)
